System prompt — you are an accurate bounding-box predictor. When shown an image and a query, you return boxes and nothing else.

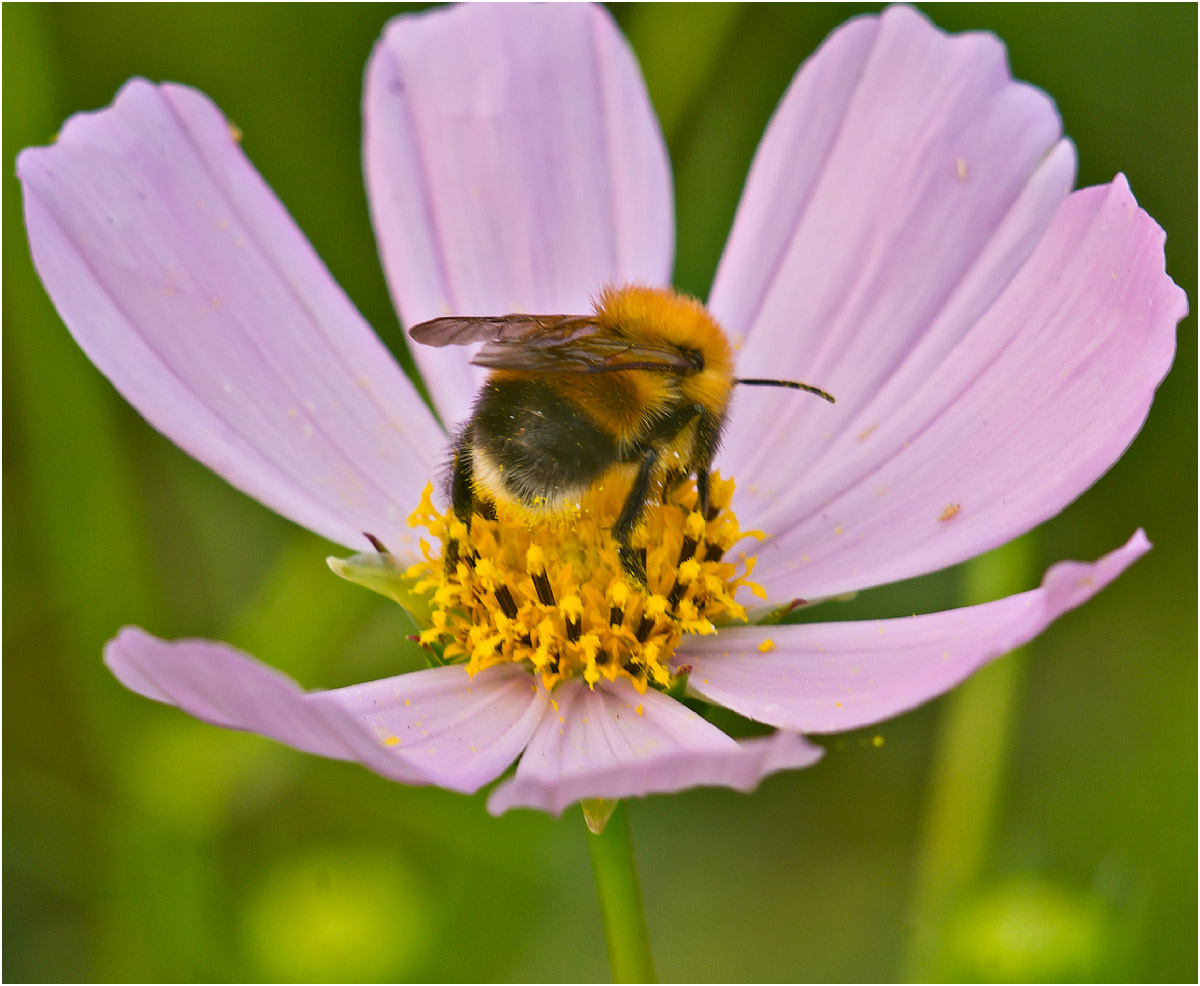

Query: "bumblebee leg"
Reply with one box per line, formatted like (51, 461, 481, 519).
(642, 403, 718, 515)
(449, 433, 474, 523)
(614, 448, 661, 586)
(659, 466, 687, 505)
(696, 470, 711, 519)
(692, 408, 724, 520)
(446, 431, 474, 572)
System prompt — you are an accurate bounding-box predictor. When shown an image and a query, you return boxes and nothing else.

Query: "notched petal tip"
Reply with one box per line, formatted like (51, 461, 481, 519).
(713, 0, 1073, 532)
(1106, 173, 1189, 318)
(485, 680, 824, 816)
(684, 531, 1152, 735)
(18, 76, 152, 160)
(741, 165, 1186, 603)
(1039, 528, 1151, 617)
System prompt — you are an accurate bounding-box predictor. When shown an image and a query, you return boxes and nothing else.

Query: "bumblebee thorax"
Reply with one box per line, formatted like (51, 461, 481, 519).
(594, 284, 735, 407)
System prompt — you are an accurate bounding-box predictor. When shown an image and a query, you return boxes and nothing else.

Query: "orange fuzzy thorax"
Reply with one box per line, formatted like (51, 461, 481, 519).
(469, 283, 739, 522)
(594, 284, 735, 412)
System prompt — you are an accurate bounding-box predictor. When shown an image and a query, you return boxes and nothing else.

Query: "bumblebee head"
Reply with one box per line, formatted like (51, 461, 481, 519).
(593, 284, 734, 383)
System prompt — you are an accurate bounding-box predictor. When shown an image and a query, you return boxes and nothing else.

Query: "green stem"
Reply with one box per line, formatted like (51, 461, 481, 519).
(900, 534, 1036, 981)
(586, 802, 656, 983)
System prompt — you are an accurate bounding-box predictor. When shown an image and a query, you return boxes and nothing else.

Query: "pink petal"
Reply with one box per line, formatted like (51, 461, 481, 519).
(702, 5, 1186, 602)
(679, 532, 1150, 733)
(19, 80, 443, 559)
(105, 627, 548, 793)
(713, 4, 1073, 484)
(106, 627, 421, 780)
(364, 2, 673, 425)
(743, 177, 1184, 602)
(486, 678, 823, 816)
(311, 662, 548, 793)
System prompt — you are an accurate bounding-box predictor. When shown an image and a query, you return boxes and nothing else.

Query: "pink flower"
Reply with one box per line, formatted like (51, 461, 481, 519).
(18, 4, 1184, 817)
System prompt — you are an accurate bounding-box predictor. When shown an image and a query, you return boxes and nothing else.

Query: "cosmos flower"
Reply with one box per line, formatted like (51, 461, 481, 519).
(18, 4, 1184, 818)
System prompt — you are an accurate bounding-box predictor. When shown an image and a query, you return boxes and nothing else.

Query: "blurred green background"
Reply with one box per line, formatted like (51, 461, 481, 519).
(4, 3, 1195, 982)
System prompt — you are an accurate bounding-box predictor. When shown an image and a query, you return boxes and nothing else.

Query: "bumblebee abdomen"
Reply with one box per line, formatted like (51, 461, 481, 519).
(471, 377, 619, 510)
(539, 370, 669, 442)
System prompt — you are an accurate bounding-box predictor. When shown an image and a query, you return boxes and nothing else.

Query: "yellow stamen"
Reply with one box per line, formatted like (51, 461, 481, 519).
(401, 475, 762, 691)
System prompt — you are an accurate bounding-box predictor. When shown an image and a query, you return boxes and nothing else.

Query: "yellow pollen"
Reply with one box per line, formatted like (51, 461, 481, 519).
(526, 544, 546, 572)
(607, 579, 631, 608)
(403, 474, 762, 691)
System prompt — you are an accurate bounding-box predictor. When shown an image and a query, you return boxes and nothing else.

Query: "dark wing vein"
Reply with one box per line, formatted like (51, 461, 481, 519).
(410, 313, 698, 375)
(472, 338, 696, 373)
(408, 314, 598, 347)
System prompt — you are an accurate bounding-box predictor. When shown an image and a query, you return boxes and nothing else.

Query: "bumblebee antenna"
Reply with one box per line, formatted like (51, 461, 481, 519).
(735, 378, 836, 404)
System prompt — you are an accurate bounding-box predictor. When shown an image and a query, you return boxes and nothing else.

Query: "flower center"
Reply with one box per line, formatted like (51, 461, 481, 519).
(404, 474, 763, 692)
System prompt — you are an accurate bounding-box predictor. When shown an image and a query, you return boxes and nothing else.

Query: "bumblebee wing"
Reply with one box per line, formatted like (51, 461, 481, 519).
(473, 336, 698, 373)
(408, 314, 597, 348)
(410, 314, 697, 374)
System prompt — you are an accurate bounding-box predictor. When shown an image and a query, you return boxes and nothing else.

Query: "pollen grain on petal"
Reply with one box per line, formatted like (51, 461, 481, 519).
(938, 502, 962, 521)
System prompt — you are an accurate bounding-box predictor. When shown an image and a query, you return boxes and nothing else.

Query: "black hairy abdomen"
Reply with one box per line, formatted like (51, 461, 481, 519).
(471, 378, 618, 501)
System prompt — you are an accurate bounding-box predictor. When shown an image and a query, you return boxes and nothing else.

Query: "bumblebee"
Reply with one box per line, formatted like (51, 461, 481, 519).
(409, 285, 833, 584)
